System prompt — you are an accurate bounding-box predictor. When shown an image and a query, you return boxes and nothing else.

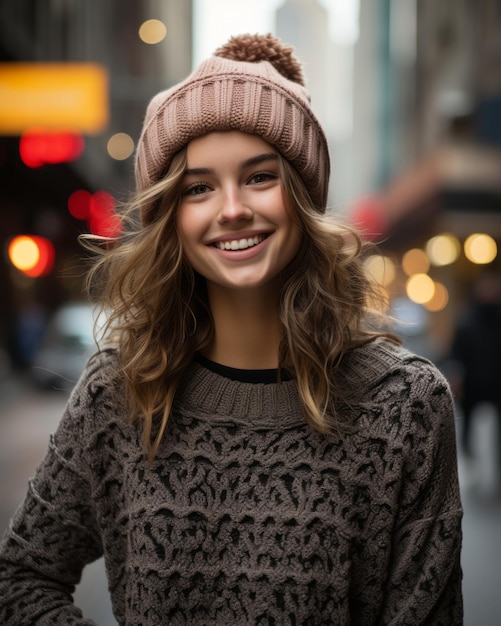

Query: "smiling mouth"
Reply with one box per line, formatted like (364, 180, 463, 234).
(212, 234, 268, 251)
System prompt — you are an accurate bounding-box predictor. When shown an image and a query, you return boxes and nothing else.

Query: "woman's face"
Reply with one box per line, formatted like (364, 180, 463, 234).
(176, 131, 301, 294)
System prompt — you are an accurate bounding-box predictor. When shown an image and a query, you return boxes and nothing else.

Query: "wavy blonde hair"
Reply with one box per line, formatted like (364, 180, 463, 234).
(84, 148, 395, 461)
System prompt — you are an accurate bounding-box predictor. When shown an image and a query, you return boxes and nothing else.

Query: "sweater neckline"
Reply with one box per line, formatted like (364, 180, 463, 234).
(195, 353, 293, 384)
(175, 338, 412, 429)
(177, 360, 303, 428)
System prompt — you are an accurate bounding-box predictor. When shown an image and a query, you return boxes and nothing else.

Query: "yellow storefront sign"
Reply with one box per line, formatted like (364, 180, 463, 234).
(0, 63, 109, 134)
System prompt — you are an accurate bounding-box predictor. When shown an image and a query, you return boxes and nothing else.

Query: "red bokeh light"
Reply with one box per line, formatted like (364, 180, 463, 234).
(68, 189, 121, 238)
(20, 128, 84, 168)
(68, 189, 92, 220)
(89, 191, 122, 237)
(348, 195, 387, 242)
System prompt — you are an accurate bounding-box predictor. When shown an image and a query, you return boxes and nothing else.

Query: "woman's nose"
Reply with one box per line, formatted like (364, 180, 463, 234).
(218, 186, 253, 223)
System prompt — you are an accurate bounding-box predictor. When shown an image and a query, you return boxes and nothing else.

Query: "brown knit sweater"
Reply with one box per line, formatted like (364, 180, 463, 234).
(0, 338, 463, 625)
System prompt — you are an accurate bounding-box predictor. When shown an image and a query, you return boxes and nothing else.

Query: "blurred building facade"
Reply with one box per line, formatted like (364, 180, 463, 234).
(348, 0, 501, 359)
(0, 0, 192, 369)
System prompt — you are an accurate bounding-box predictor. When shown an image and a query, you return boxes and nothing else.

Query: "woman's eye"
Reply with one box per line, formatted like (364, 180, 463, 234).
(248, 172, 277, 185)
(185, 182, 210, 196)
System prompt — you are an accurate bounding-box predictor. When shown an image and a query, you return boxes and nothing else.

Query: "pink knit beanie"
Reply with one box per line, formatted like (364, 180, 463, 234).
(135, 33, 330, 221)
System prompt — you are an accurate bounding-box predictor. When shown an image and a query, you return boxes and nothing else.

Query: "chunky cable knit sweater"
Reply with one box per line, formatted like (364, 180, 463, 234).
(0, 338, 463, 625)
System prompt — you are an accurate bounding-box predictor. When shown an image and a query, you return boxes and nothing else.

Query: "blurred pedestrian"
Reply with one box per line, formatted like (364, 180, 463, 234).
(0, 33, 463, 625)
(449, 270, 501, 462)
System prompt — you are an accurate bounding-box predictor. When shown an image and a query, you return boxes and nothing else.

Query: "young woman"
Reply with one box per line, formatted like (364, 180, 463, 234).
(0, 34, 463, 625)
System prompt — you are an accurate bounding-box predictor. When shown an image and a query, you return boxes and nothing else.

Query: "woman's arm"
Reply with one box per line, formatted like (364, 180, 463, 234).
(378, 362, 463, 625)
(0, 360, 105, 625)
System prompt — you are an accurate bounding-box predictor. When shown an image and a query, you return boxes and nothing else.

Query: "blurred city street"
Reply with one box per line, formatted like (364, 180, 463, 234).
(1, 0, 501, 623)
(0, 372, 500, 625)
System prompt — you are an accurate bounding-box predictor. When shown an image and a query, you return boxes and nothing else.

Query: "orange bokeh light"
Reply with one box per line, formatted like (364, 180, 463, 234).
(8, 235, 55, 277)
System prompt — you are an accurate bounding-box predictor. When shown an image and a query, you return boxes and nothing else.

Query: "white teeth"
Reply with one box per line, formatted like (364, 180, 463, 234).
(215, 234, 265, 250)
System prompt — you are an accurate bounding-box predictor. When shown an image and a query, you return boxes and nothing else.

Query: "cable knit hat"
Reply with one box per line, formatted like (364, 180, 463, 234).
(135, 33, 330, 221)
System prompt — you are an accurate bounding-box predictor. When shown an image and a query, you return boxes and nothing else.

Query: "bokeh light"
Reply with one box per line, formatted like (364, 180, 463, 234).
(138, 19, 167, 44)
(67, 189, 121, 237)
(348, 195, 386, 241)
(363, 254, 396, 287)
(68, 189, 92, 220)
(89, 191, 121, 237)
(423, 281, 449, 312)
(107, 132, 135, 160)
(406, 273, 435, 304)
(425, 233, 460, 266)
(20, 129, 84, 168)
(8, 236, 39, 271)
(464, 233, 497, 264)
(7, 235, 55, 277)
(401, 248, 430, 276)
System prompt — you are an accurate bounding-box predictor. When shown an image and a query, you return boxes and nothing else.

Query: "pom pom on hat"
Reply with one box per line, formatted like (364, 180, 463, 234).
(135, 33, 330, 222)
(214, 33, 305, 86)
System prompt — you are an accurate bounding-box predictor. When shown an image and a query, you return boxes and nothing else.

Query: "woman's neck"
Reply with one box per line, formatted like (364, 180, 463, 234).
(203, 284, 282, 369)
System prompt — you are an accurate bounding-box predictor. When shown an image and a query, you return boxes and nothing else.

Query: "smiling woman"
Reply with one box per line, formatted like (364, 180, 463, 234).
(177, 132, 301, 297)
(0, 33, 463, 626)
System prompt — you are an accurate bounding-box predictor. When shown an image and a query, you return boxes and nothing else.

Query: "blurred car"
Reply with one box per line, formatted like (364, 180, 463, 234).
(31, 302, 102, 390)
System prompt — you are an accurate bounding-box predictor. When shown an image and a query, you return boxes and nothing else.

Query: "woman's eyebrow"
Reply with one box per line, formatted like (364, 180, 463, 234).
(242, 152, 278, 168)
(184, 166, 212, 176)
(184, 152, 278, 177)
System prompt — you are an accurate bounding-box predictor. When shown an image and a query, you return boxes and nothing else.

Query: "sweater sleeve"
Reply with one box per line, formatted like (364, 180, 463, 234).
(378, 360, 463, 625)
(0, 354, 109, 626)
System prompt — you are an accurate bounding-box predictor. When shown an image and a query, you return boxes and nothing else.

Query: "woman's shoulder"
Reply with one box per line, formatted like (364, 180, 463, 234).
(339, 336, 455, 441)
(53, 347, 132, 464)
(81, 345, 121, 382)
(339, 336, 450, 399)
(71, 346, 121, 395)
(64, 346, 125, 424)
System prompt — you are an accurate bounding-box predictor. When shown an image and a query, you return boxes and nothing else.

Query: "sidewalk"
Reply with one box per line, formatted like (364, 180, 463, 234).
(457, 404, 501, 626)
